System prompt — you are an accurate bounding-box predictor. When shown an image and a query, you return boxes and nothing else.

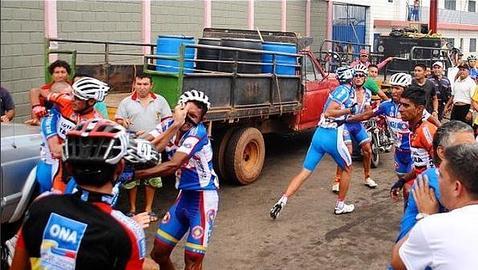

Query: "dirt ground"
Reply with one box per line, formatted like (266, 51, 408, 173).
(117, 132, 402, 270)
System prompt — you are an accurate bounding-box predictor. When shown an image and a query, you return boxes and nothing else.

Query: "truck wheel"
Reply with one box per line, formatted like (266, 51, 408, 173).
(225, 127, 265, 185)
(371, 142, 380, 168)
(212, 128, 235, 181)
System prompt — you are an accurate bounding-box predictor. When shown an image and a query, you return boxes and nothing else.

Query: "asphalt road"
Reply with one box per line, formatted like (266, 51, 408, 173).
(117, 132, 402, 270)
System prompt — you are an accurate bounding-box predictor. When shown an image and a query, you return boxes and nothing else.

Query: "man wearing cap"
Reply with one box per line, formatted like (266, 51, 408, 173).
(445, 62, 477, 124)
(428, 61, 451, 120)
(350, 49, 394, 70)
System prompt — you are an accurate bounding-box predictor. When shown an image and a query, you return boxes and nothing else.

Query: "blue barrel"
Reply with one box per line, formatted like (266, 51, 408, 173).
(262, 42, 297, 75)
(156, 35, 195, 73)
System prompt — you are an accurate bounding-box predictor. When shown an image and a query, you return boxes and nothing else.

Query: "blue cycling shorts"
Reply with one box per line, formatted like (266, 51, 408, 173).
(343, 122, 371, 145)
(35, 159, 59, 193)
(394, 149, 413, 175)
(303, 126, 352, 171)
(155, 190, 218, 257)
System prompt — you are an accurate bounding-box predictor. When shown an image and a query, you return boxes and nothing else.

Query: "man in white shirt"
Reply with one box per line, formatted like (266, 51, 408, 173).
(445, 63, 476, 124)
(391, 143, 478, 270)
(115, 73, 172, 221)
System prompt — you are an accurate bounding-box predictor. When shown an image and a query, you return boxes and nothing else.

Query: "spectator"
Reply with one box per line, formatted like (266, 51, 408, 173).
(444, 63, 476, 124)
(428, 61, 452, 120)
(27, 60, 71, 125)
(350, 49, 394, 70)
(0, 86, 15, 123)
(471, 85, 478, 135)
(411, 63, 439, 116)
(363, 64, 389, 101)
(115, 72, 172, 221)
(391, 143, 478, 270)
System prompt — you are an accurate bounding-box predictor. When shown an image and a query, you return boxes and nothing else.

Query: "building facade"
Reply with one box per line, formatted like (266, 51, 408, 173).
(1, 0, 329, 122)
(330, 0, 478, 56)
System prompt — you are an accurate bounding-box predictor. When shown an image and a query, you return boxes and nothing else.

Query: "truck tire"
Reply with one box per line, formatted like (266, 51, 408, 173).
(225, 127, 265, 185)
(212, 128, 235, 181)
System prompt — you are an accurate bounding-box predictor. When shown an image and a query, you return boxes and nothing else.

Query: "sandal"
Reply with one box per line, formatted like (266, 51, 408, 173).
(126, 211, 136, 218)
(148, 212, 159, 222)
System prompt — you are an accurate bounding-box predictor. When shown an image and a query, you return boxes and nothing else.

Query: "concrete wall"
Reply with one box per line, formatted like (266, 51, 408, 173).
(1, 0, 324, 121)
(212, 1, 248, 29)
(152, 1, 203, 37)
(310, 0, 328, 52)
(1, 1, 44, 122)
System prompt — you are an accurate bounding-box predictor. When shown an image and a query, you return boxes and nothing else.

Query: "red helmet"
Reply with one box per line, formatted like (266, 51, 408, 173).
(63, 119, 129, 165)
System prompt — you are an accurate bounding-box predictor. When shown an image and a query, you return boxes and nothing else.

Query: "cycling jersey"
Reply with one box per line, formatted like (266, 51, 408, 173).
(44, 92, 102, 192)
(318, 84, 355, 128)
(17, 189, 145, 270)
(304, 84, 352, 170)
(397, 168, 444, 242)
(343, 86, 372, 145)
(409, 121, 436, 175)
(149, 118, 219, 257)
(149, 118, 218, 190)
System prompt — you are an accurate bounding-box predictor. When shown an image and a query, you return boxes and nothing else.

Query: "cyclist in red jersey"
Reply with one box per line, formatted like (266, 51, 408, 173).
(31, 77, 109, 192)
(391, 86, 437, 206)
(11, 119, 146, 270)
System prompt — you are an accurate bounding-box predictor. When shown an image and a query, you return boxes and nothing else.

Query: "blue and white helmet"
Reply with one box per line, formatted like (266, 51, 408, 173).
(336, 66, 355, 83)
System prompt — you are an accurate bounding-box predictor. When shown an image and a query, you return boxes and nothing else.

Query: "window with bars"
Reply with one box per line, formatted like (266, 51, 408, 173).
(469, 1, 476, 12)
(470, 39, 477, 53)
(445, 0, 456, 10)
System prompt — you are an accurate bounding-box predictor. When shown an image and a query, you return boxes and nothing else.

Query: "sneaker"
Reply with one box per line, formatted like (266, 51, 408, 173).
(332, 182, 340, 193)
(5, 234, 18, 265)
(334, 203, 355, 215)
(364, 177, 378, 188)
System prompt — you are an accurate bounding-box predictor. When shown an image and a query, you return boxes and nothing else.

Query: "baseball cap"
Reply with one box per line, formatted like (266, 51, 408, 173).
(359, 49, 369, 56)
(457, 62, 470, 69)
(432, 61, 443, 68)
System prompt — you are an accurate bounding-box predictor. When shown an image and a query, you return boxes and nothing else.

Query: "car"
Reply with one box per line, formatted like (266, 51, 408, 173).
(1, 123, 41, 265)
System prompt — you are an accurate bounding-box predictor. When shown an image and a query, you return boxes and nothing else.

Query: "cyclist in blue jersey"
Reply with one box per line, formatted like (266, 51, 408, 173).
(270, 66, 359, 218)
(396, 120, 475, 241)
(333, 64, 377, 192)
(135, 90, 218, 270)
(36, 82, 72, 193)
(346, 73, 440, 178)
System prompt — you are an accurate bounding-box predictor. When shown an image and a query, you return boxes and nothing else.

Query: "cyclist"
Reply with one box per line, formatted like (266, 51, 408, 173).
(135, 90, 218, 270)
(333, 64, 377, 192)
(270, 66, 357, 218)
(467, 54, 477, 81)
(390, 86, 437, 206)
(346, 73, 439, 181)
(31, 77, 109, 193)
(11, 119, 146, 270)
(396, 120, 475, 241)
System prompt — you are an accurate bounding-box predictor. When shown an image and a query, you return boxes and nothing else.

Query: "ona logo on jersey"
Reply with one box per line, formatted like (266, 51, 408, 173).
(42, 213, 88, 257)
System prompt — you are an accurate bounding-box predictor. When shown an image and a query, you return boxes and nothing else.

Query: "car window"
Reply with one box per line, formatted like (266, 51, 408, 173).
(304, 56, 317, 81)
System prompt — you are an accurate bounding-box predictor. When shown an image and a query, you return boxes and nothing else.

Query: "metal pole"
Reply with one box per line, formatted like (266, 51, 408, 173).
(429, 0, 438, 34)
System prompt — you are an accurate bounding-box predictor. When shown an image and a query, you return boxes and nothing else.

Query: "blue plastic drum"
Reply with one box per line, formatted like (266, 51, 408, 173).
(156, 35, 195, 73)
(262, 42, 297, 75)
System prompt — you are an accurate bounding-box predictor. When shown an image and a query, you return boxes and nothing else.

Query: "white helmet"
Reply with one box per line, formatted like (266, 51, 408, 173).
(72, 77, 110, 102)
(389, 73, 412, 87)
(178, 89, 211, 110)
(354, 63, 368, 75)
(124, 138, 161, 169)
